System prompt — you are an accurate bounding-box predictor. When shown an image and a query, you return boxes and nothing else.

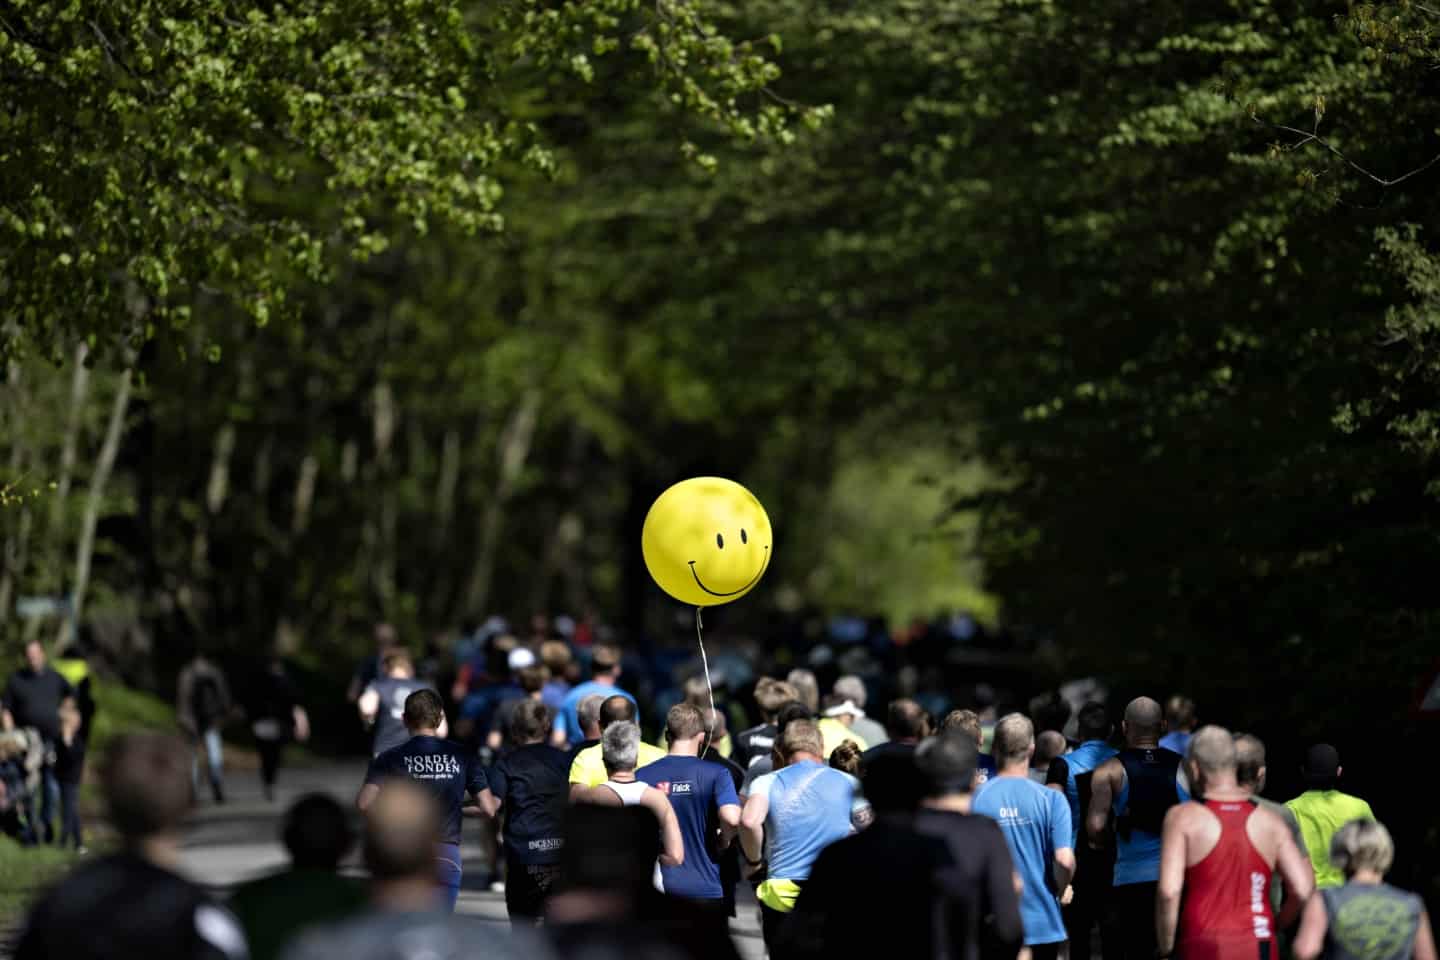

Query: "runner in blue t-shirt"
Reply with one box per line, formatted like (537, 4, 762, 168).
(552, 645, 636, 747)
(636, 704, 741, 907)
(358, 689, 491, 913)
(973, 713, 1075, 960)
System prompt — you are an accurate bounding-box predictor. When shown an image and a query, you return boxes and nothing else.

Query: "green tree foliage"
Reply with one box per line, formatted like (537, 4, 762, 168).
(0, 0, 811, 362)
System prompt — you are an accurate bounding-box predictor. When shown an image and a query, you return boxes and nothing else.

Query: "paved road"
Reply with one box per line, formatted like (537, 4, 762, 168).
(177, 760, 767, 959)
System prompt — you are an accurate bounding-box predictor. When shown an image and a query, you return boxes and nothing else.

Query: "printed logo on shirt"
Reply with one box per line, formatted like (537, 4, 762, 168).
(403, 753, 463, 779)
(994, 805, 1033, 827)
(528, 837, 564, 852)
(1334, 893, 1412, 960)
(657, 780, 695, 795)
(1250, 872, 1272, 939)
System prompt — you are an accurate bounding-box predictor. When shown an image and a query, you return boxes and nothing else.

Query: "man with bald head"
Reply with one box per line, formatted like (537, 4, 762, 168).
(568, 694, 665, 792)
(1157, 727, 1314, 960)
(1088, 696, 1189, 960)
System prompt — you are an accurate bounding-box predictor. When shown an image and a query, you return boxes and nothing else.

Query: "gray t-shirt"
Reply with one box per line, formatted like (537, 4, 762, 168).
(366, 677, 430, 756)
(1321, 883, 1423, 960)
(281, 911, 552, 960)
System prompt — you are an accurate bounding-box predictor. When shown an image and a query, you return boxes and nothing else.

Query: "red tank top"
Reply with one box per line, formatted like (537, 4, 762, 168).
(1178, 800, 1274, 954)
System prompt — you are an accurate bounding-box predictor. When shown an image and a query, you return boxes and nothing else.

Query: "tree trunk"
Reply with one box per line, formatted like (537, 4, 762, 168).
(63, 366, 133, 646)
(292, 453, 319, 534)
(464, 390, 541, 615)
(52, 343, 91, 509)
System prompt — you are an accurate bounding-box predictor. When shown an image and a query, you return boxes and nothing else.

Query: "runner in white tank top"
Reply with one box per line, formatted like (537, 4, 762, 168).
(603, 779, 650, 806)
(573, 721, 686, 876)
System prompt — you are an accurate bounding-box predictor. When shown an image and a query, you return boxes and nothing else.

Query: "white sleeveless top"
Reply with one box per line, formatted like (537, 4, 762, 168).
(601, 778, 665, 892)
(602, 779, 649, 806)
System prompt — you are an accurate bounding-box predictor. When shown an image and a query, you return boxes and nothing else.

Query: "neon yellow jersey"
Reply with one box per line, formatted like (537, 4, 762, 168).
(569, 740, 668, 787)
(53, 658, 90, 687)
(1286, 789, 1375, 888)
(816, 718, 867, 760)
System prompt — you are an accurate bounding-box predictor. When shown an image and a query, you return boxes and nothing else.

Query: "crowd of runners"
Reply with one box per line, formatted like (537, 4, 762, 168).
(6, 619, 1437, 960)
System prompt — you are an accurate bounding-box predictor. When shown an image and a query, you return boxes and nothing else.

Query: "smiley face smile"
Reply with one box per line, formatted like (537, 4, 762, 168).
(687, 546, 770, 598)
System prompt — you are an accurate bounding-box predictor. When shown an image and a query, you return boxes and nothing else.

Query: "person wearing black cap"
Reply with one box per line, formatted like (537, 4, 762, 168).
(1286, 743, 1374, 889)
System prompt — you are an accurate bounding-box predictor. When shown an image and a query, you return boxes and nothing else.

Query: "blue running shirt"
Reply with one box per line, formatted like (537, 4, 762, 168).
(637, 755, 741, 899)
(973, 775, 1073, 945)
(748, 760, 858, 882)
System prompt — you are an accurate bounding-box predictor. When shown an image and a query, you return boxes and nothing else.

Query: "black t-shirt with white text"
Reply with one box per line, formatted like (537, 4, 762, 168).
(487, 743, 570, 865)
(365, 735, 488, 845)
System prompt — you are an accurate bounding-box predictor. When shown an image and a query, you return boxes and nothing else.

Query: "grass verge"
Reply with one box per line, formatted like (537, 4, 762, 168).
(0, 836, 77, 930)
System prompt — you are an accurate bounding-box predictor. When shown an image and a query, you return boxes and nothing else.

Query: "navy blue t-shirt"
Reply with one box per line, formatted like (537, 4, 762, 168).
(487, 743, 570, 865)
(365, 735, 488, 845)
(636, 755, 740, 899)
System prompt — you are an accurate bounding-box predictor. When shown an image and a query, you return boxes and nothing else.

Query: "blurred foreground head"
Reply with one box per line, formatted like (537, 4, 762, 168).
(285, 793, 355, 870)
(364, 779, 441, 882)
(561, 803, 661, 898)
(102, 732, 192, 841)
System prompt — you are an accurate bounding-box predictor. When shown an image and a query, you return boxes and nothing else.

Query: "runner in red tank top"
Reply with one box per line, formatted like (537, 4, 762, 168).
(1158, 727, 1315, 960)
(1176, 800, 1275, 960)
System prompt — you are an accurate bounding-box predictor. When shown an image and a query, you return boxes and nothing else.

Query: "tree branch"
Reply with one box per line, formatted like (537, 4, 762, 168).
(1253, 115, 1440, 188)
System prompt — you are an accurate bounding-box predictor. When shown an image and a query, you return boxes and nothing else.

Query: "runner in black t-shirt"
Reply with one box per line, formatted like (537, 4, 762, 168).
(358, 689, 491, 914)
(16, 732, 247, 960)
(731, 677, 798, 772)
(789, 736, 1024, 960)
(481, 699, 570, 922)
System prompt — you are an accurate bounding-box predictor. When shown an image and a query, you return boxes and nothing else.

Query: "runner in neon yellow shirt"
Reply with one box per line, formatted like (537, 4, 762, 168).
(1286, 743, 1374, 889)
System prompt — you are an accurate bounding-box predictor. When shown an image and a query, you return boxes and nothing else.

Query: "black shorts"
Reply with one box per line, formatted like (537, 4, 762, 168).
(504, 858, 562, 921)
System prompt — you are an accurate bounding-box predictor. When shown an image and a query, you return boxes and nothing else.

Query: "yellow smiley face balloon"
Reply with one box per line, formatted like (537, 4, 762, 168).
(642, 477, 773, 607)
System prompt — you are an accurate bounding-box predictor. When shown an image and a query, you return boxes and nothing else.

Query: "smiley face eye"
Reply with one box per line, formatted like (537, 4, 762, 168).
(716, 533, 724, 549)
(741, 528, 748, 544)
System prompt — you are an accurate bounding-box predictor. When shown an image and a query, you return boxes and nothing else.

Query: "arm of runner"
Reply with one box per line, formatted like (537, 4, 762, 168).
(643, 787, 685, 867)
(357, 686, 380, 726)
(1050, 788, 1075, 892)
(1087, 758, 1117, 848)
(356, 783, 380, 812)
(1416, 906, 1437, 960)
(466, 787, 499, 818)
(1155, 804, 1188, 958)
(573, 784, 622, 806)
(1291, 888, 1328, 960)
(1273, 818, 1317, 931)
(292, 706, 310, 743)
(739, 789, 769, 870)
(1046, 755, 1069, 795)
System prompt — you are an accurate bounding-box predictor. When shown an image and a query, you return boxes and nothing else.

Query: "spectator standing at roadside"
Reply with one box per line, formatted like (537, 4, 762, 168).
(3, 639, 75, 843)
(55, 700, 86, 850)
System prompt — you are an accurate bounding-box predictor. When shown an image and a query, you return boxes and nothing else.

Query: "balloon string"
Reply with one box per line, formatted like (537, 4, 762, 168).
(697, 606, 717, 753)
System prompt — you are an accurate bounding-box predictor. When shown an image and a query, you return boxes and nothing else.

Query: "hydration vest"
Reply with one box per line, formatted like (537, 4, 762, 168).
(1116, 747, 1182, 839)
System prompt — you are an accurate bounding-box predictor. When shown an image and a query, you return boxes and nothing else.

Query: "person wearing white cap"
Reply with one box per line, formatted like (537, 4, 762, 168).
(486, 650, 548, 754)
(832, 676, 888, 749)
(816, 694, 869, 760)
